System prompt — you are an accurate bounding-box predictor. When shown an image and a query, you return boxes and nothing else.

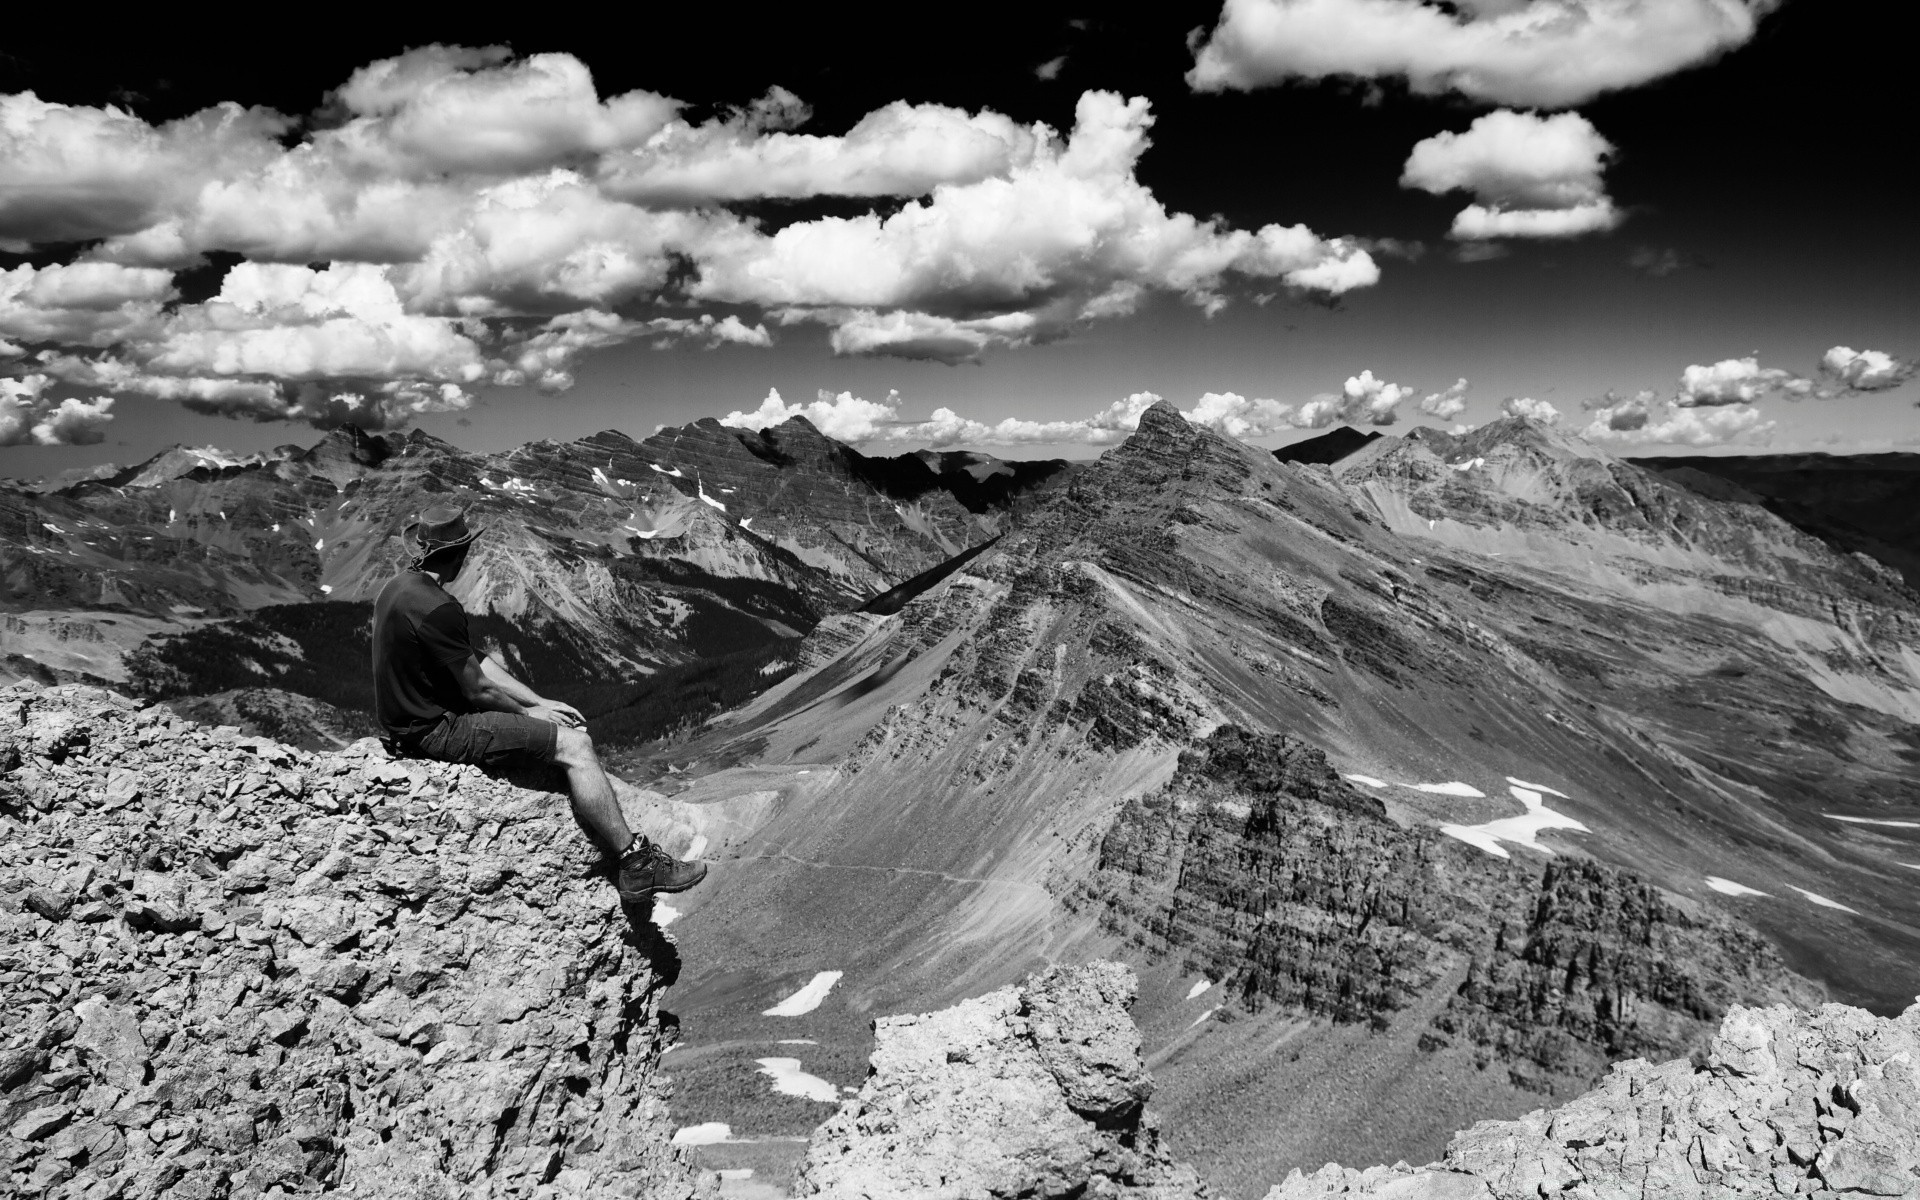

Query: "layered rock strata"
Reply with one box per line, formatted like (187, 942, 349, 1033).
(1269, 999, 1920, 1198)
(1085, 726, 1820, 1087)
(793, 962, 1208, 1199)
(0, 682, 702, 1199)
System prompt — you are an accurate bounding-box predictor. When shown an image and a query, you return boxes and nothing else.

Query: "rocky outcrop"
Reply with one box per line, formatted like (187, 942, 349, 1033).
(0, 682, 704, 1199)
(1268, 999, 1920, 1198)
(1085, 726, 1819, 1087)
(792, 961, 1207, 1199)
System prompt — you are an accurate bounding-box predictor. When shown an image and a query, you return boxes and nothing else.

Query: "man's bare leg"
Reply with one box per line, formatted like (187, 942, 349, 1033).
(554, 725, 633, 855)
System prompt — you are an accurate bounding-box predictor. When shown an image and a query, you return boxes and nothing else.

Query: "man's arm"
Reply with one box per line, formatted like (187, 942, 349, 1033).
(452, 654, 584, 727)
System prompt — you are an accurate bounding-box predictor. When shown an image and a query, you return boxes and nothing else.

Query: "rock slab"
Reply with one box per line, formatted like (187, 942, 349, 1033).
(792, 961, 1208, 1199)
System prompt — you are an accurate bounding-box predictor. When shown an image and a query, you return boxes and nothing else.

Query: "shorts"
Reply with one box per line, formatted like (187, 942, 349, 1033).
(411, 711, 560, 770)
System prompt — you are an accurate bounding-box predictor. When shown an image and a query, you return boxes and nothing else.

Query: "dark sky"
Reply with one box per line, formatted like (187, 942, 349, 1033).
(1, 2, 1914, 472)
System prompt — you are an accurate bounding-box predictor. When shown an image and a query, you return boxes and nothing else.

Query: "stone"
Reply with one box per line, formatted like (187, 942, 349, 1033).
(792, 961, 1208, 1199)
(72, 997, 148, 1090)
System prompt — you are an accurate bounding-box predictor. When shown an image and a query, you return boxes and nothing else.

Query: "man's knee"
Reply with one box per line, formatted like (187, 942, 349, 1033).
(553, 723, 598, 767)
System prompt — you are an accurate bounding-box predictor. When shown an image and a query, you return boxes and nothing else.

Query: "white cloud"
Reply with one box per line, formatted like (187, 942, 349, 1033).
(721, 388, 905, 444)
(2, 55, 1382, 427)
(1677, 356, 1813, 406)
(1582, 397, 1772, 446)
(1403, 110, 1621, 240)
(0, 375, 115, 445)
(1501, 395, 1561, 424)
(689, 91, 1378, 362)
(1185, 391, 1301, 439)
(1420, 378, 1469, 419)
(599, 96, 1041, 205)
(0, 92, 287, 247)
(1187, 0, 1779, 107)
(326, 45, 680, 177)
(1451, 200, 1619, 239)
(0, 262, 174, 346)
(1340, 370, 1415, 425)
(1820, 346, 1916, 392)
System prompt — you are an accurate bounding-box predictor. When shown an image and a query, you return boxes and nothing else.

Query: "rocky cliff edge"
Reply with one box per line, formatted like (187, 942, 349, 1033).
(1, 682, 705, 1200)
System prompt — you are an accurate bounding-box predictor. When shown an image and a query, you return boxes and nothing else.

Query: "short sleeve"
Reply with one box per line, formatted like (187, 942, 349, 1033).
(417, 601, 474, 667)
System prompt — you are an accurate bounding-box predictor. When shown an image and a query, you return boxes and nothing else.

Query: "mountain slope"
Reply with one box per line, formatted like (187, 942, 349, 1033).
(641, 402, 1919, 1190)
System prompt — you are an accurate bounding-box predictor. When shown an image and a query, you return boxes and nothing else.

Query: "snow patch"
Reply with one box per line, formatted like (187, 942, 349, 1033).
(651, 900, 681, 929)
(1706, 877, 1769, 898)
(672, 1123, 734, 1146)
(739, 517, 754, 531)
(755, 1058, 838, 1103)
(1826, 813, 1920, 829)
(314, 539, 324, 550)
(1451, 457, 1485, 471)
(1188, 1006, 1220, 1029)
(319, 585, 333, 595)
(1412, 781, 1486, 797)
(764, 971, 843, 1016)
(649, 463, 684, 477)
(1506, 777, 1570, 799)
(1342, 774, 1388, 788)
(1788, 886, 1859, 915)
(698, 484, 728, 512)
(1185, 979, 1213, 1001)
(776, 1039, 818, 1046)
(685, 833, 709, 860)
(1438, 785, 1588, 859)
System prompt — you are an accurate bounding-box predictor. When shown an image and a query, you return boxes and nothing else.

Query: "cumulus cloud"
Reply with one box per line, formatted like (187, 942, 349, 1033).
(0, 375, 115, 445)
(1820, 346, 1916, 393)
(324, 45, 680, 177)
(1402, 110, 1620, 240)
(1501, 395, 1561, 424)
(1187, 0, 1779, 107)
(599, 94, 1041, 205)
(1338, 370, 1415, 425)
(1, 52, 1382, 432)
(0, 262, 175, 346)
(1582, 394, 1772, 446)
(1676, 356, 1814, 406)
(1420, 378, 1469, 419)
(690, 91, 1378, 361)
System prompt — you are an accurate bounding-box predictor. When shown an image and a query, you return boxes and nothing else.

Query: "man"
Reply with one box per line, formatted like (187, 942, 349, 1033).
(371, 502, 706, 903)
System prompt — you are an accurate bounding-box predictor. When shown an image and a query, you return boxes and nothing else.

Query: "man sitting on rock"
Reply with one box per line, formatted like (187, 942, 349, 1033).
(371, 502, 706, 903)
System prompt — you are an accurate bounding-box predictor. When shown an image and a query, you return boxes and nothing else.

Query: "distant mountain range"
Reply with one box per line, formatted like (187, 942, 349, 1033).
(4, 412, 1917, 1189)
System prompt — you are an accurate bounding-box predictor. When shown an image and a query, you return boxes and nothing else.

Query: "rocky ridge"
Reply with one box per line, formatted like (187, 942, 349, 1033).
(1, 682, 703, 1199)
(1268, 999, 1920, 1198)
(793, 961, 1208, 1199)
(1084, 727, 1819, 1086)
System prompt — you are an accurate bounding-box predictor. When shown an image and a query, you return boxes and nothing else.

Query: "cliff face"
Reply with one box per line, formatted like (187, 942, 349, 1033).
(0, 682, 703, 1199)
(793, 962, 1207, 1200)
(1084, 727, 1819, 1089)
(1271, 999, 1920, 1199)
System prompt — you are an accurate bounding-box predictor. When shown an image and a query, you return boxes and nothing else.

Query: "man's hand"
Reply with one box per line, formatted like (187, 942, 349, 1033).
(530, 701, 586, 728)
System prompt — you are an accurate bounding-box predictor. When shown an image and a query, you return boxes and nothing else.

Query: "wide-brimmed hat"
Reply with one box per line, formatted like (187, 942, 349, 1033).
(401, 503, 479, 562)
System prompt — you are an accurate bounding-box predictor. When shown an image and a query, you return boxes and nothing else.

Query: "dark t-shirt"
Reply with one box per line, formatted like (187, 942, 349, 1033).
(371, 570, 477, 740)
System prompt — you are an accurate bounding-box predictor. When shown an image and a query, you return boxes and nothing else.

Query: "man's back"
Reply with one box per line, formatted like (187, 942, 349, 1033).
(371, 570, 475, 740)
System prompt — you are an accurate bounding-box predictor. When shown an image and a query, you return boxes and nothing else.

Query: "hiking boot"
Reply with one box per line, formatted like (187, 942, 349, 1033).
(615, 837, 708, 902)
